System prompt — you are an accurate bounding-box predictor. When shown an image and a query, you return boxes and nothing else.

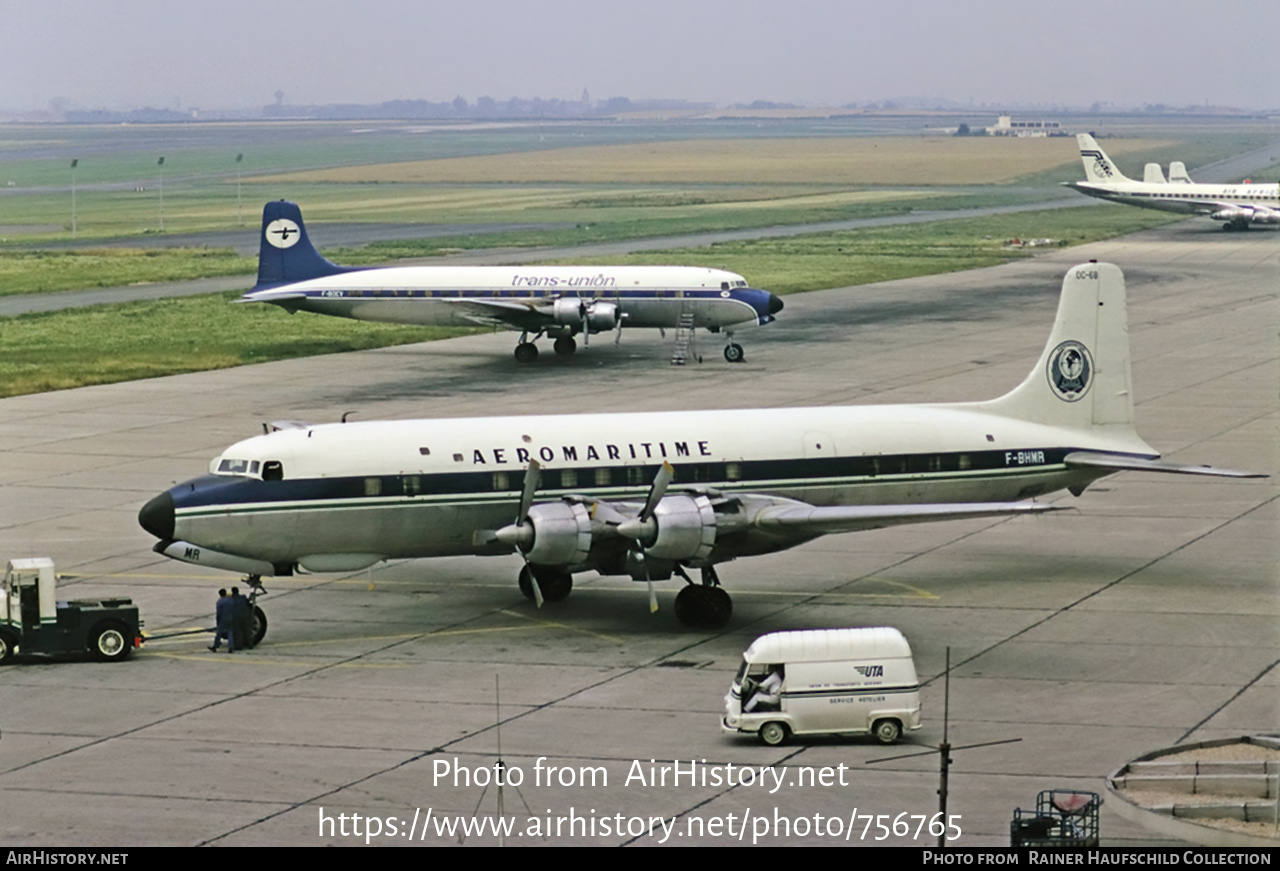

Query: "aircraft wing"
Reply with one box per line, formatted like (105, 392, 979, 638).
(750, 501, 1065, 535)
(1063, 451, 1266, 478)
(442, 297, 554, 331)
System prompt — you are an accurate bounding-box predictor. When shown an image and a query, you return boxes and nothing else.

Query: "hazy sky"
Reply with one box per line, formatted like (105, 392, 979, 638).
(5, 0, 1279, 112)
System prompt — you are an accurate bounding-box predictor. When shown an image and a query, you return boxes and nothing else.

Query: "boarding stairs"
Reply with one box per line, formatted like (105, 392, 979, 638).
(670, 312, 698, 365)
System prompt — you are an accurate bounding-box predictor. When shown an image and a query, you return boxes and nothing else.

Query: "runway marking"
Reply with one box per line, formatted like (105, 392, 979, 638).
(65, 570, 940, 600)
(149, 651, 410, 668)
(729, 581, 940, 601)
(141, 617, 623, 650)
(494, 609, 626, 644)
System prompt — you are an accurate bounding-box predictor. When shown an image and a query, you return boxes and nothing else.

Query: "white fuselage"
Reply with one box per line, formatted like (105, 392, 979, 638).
(245, 264, 777, 331)
(1069, 179, 1280, 223)
(166, 401, 1150, 567)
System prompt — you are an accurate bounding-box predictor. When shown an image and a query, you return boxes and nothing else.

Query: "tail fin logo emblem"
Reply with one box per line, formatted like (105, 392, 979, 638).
(1082, 151, 1114, 179)
(1047, 340, 1093, 402)
(265, 218, 302, 249)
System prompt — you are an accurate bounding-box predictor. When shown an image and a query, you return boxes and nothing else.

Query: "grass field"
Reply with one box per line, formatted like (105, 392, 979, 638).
(0, 203, 1183, 397)
(253, 136, 1099, 185)
(3, 125, 1263, 244)
(0, 247, 254, 296)
(560, 205, 1184, 293)
(0, 291, 471, 398)
(0, 118, 1271, 396)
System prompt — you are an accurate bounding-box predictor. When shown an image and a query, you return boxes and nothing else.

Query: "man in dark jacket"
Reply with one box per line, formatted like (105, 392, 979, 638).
(230, 586, 252, 651)
(209, 589, 234, 652)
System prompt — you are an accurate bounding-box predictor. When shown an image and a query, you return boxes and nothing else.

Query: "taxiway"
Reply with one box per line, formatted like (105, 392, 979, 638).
(0, 220, 1274, 846)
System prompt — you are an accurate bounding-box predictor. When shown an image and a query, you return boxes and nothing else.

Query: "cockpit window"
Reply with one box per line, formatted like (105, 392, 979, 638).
(217, 459, 251, 474)
(262, 461, 283, 481)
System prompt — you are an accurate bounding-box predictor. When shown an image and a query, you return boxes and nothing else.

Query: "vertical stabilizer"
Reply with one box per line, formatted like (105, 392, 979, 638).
(979, 262, 1136, 431)
(1143, 163, 1166, 184)
(1077, 134, 1132, 184)
(252, 200, 350, 291)
(1168, 161, 1192, 184)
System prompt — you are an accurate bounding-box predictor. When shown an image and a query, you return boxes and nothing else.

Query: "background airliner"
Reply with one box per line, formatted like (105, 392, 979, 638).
(1066, 134, 1279, 230)
(139, 263, 1259, 631)
(242, 201, 782, 362)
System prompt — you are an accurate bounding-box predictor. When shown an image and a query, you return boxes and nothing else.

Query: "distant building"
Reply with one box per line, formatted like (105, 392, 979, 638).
(988, 115, 1067, 137)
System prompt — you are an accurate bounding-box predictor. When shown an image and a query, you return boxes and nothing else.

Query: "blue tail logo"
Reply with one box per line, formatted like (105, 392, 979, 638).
(253, 201, 352, 291)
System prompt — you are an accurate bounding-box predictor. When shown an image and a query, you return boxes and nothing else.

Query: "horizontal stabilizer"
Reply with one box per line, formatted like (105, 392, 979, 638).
(235, 292, 306, 304)
(1064, 451, 1266, 479)
(753, 501, 1064, 535)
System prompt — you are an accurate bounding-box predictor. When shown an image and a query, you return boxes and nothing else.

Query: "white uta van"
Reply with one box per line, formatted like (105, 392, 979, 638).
(723, 627, 922, 745)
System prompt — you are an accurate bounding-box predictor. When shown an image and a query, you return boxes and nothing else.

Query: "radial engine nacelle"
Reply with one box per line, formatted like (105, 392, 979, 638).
(616, 494, 718, 562)
(496, 491, 727, 568)
(1211, 206, 1280, 225)
(549, 298, 619, 332)
(494, 500, 592, 566)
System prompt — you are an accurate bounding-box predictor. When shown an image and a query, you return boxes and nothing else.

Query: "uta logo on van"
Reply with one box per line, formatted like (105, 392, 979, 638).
(854, 665, 884, 677)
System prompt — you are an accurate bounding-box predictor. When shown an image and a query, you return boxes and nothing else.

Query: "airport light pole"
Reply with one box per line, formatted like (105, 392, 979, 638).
(235, 153, 243, 226)
(157, 156, 165, 232)
(70, 159, 78, 239)
(866, 647, 1021, 848)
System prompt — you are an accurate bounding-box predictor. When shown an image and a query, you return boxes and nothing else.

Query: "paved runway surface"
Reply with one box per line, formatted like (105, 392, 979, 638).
(0, 221, 1275, 846)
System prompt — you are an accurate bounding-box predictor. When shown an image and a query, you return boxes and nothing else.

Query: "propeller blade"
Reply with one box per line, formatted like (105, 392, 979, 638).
(517, 460, 541, 524)
(517, 462, 545, 607)
(641, 461, 675, 522)
(616, 461, 676, 545)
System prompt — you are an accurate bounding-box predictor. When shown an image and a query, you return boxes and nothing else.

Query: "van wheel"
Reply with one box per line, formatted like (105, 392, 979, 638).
(0, 629, 17, 664)
(872, 718, 901, 744)
(759, 721, 788, 746)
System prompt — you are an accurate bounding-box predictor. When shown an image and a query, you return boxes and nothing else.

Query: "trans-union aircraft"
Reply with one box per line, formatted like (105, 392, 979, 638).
(1065, 134, 1279, 231)
(139, 262, 1259, 632)
(240, 201, 782, 363)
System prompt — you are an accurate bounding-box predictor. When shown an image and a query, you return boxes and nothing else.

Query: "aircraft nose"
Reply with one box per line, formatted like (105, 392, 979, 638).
(768, 293, 784, 316)
(138, 490, 175, 541)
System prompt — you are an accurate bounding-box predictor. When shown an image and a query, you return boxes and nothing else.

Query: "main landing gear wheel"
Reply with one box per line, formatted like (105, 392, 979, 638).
(673, 584, 732, 629)
(873, 718, 902, 744)
(553, 336, 577, 355)
(88, 621, 131, 662)
(514, 342, 539, 363)
(759, 721, 789, 747)
(723, 343, 745, 363)
(518, 565, 573, 603)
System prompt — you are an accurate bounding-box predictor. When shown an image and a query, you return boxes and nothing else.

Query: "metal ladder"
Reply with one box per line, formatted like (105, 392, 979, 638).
(670, 312, 697, 365)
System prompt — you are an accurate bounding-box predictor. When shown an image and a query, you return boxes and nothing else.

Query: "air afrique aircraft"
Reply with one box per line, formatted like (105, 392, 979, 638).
(1066, 134, 1280, 231)
(240, 201, 783, 363)
(139, 262, 1258, 631)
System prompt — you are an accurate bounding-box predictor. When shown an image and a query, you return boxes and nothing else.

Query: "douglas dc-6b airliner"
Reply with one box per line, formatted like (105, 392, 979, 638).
(1066, 134, 1279, 231)
(139, 262, 1260, 631)
(240, 201, 783, 363)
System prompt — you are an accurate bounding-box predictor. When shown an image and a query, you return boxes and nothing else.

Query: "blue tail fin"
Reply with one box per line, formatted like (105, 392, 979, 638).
(252, 201, 350, 290)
